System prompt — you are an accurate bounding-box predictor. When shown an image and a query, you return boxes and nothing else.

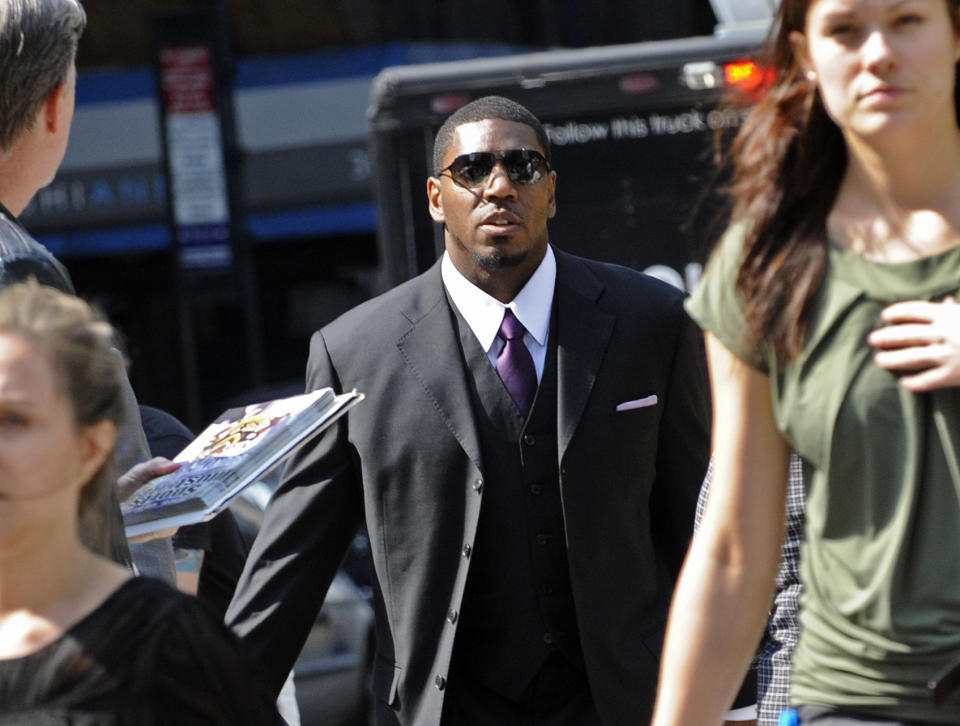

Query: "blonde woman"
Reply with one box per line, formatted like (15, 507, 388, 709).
(0, 281, 282, 725)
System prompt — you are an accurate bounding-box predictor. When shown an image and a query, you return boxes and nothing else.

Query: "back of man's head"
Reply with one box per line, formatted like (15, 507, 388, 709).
(431, 95, 551, 176)
(0, 0, 86, 152)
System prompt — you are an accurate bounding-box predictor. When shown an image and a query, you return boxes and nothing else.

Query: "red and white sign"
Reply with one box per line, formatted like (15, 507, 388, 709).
(160, 44, 231, 268)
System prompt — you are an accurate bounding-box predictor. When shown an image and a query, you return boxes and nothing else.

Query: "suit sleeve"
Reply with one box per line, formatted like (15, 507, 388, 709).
(650, 295, 711, 580)
(225, 329, 364, 698)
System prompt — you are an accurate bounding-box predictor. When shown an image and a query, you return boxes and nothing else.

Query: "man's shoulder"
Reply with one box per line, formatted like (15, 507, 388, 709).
(0, 211, 45, 256)
(0, 212, 74, 292)
(318, 266, 442, 344)
(557, 249, 686, 310)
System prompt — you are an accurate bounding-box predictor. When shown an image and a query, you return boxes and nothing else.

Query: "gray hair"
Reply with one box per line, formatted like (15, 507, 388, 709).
(0, 0, 86, 150)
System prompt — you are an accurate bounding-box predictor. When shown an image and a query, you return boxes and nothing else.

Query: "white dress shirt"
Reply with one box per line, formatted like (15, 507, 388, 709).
(440, 245, 556, 382)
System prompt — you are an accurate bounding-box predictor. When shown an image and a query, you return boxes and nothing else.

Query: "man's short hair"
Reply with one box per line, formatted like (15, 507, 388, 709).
(0, 0, 86, 151)
(431, 95, 551, 176)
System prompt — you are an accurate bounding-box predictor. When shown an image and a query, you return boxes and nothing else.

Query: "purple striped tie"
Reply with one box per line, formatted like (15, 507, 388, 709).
(496, 309, 537, 417)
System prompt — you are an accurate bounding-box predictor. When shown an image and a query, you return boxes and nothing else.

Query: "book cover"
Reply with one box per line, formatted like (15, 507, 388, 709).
(122, 387, 363, 538)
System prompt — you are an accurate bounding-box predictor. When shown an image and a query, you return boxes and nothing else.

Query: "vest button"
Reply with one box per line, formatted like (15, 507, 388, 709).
(435, 675, 446, 690)
(541, 583, 555, 595)
(523, 434, 536, 446)
(542, 632, 554, 645)
(473, 479, 483, 493)
(536, 534, 548, 545)
(461, 543, 472, 558)
(530, 483, 542, 495)
(447, 609, 458, 624)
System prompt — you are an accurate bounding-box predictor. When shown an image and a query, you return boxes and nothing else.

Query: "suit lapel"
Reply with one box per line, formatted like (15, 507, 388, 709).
(395, 262, 484, 473)
(555, 250, 615, 460)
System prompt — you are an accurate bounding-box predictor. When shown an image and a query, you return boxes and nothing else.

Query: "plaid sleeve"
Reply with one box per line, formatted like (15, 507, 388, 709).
(693, 447, 806, 726)
(756, 454, 805, 726)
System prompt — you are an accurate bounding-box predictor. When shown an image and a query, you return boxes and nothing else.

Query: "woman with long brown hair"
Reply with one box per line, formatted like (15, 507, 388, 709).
(651, 0, 960, 722)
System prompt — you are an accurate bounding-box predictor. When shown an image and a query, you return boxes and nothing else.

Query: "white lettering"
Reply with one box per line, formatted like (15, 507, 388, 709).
(706, 108, 748, 130)
(36, 183, 70, 213)
(648, 111, 707, 136)
(544, 108, 743, 147)
(610, 116, 649, 139)
(545, 121, 610, 146)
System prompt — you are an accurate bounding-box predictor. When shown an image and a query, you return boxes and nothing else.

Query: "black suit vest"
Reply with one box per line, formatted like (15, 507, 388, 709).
(446, 299, 585, 702)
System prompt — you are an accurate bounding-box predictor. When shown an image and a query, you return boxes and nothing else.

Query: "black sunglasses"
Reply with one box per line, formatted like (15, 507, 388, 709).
(440, 149, 551, 189)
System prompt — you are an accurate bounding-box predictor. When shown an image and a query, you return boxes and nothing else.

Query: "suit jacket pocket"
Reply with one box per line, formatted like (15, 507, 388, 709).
(614, 400, 660, 427)
(373, 657, 401, 707)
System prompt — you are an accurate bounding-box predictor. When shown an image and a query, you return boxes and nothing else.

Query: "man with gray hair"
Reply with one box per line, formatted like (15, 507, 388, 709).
(0, 0, 174, 580)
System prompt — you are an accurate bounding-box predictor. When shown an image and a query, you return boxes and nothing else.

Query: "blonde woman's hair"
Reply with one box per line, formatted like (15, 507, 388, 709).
(0, 279, 129, 562)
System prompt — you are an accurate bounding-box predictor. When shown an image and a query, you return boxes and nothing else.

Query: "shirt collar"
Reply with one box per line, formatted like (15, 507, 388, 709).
(441, 245, 556, 353)
(0, 200, 19, 227)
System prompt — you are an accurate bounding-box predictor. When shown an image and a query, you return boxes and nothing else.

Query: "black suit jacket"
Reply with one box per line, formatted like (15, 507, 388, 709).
(226, 248, 710, 725)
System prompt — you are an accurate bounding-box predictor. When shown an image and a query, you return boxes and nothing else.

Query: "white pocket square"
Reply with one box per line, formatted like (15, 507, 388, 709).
(616, 394, 658, 412)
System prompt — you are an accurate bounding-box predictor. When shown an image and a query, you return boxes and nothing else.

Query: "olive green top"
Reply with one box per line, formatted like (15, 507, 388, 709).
(686, 220, 960, 722)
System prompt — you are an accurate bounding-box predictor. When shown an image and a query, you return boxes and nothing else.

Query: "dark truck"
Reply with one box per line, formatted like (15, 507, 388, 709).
(367, 28, 766, 293)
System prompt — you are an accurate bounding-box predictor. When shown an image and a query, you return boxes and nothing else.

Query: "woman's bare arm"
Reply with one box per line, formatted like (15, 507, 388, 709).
(651, 333, 790, 726)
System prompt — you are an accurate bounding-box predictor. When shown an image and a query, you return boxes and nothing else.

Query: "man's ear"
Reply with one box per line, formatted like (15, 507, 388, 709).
(42, 82, 68, 134)
(547, 170, 557, 220)
(427, 175, 445, 223)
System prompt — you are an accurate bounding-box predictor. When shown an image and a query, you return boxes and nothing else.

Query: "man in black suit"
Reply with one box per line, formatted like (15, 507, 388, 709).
(226, 96, 709, 725)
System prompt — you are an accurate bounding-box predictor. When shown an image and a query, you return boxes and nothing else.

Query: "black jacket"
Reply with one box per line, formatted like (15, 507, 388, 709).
(226, 249, 710, 725)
